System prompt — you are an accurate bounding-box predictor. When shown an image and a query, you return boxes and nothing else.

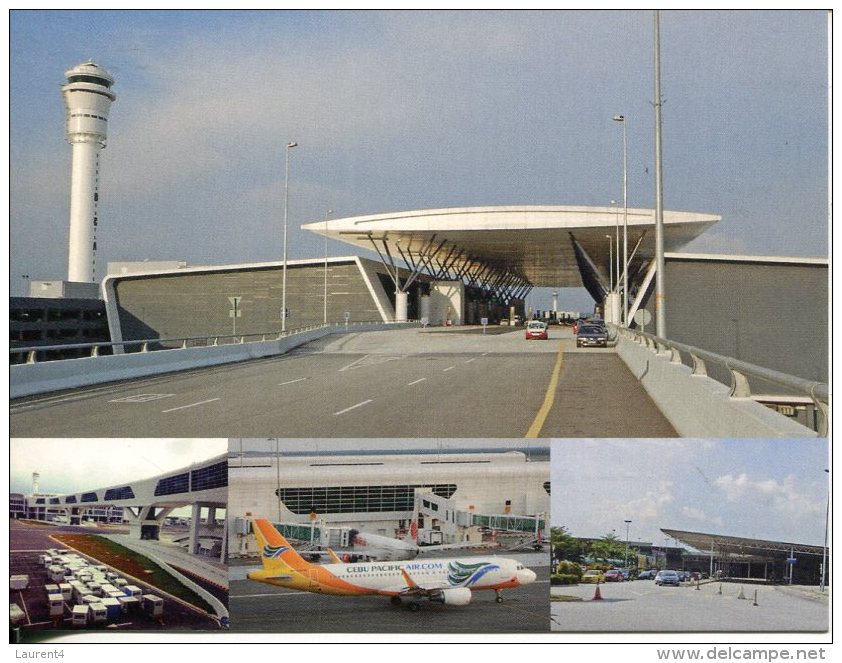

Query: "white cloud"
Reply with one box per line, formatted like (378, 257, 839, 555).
(714, 472, 823, 518)
(681, 506, 724, 528)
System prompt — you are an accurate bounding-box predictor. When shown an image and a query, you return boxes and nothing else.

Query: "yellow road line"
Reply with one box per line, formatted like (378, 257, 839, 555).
(525, 340, 565, 438)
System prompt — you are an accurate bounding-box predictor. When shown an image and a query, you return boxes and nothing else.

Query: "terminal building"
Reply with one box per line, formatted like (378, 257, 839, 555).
(228, 442, 550, 558)
(12, 205, 828, 391)
(663, 528, 828, 586)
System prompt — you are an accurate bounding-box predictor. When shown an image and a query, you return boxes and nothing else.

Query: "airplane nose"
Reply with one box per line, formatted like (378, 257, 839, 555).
(518, 568, 537, 585)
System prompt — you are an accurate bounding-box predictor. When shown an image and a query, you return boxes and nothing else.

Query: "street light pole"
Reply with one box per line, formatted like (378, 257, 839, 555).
(613, 114, 628, 326)
(821, 468, 829, 592)
(323, 209, 332, 325)
(282, 140, 298, 332)
(653, 10, 667, 338)
(606, 234, 613, 293)
(614, 200, 620, 302)
(624, 519, 632, 567)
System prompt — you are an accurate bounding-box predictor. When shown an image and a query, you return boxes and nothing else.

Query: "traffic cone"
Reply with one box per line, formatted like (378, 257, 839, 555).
(592, 582, 603, 601)
(737, 586, 746, 600)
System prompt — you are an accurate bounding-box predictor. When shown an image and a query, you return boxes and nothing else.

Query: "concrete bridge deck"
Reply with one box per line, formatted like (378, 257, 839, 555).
(10, 326, 676, 438)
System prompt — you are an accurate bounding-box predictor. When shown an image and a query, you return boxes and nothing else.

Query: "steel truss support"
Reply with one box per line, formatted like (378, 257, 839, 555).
(365, 233, 533, 309)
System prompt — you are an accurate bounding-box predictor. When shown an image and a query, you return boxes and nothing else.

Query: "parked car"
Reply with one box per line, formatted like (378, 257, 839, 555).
(603, 569, 624, 582)
(580, 570, 605, 584)
(637, 569, 657, 580)
(655, 570, 680, 586)
(619, 569, 632, 581)
(525, 320, 549, 340)
(576, 324, 608, 348)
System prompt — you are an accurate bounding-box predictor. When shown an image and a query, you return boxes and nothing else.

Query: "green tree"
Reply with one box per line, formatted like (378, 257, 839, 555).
(551, 526, 583, 564)
(588, 532, 627, 565)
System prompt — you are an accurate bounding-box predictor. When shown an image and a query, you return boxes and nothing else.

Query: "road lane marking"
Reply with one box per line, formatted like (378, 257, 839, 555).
(465, 358, 477, 363)
(407, 378, 427, 386)
(443, 366, 455, 372)
(108, 393, 175, 403)
(162, 398, 221, 413)
(278, 378, 309, 386)
(339, 355, 370, 372)
(334, 399, 373, 416)
(525, 340, 565, 438)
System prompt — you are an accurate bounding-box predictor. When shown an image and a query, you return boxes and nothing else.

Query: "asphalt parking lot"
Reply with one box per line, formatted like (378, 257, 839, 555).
(10, 520, 223, 642)
(550, 580, 829, 632)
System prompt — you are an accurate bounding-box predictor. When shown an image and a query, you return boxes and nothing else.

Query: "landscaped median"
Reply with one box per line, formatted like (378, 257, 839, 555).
(51, 533, 218, 616)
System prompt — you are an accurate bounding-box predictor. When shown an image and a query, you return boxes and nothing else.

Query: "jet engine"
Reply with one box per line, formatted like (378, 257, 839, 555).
(430, 587, 472, 606)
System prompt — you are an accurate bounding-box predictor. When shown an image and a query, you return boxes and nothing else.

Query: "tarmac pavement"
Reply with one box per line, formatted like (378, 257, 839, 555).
(550, 580, 828, 633)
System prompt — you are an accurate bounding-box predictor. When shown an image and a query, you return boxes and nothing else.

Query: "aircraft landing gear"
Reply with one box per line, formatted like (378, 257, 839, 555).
(495, 590, 504, 603)
(390, 596, 402, 607)
(408, 602, 421, 612)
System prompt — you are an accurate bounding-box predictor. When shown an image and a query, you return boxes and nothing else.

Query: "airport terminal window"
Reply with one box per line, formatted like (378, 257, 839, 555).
(104, 487, 135, 501)
(191, 461, 228, 492)
(277, 483, 457, 515)
(11, 307, 45, 322)
(47, 308, 82, 322)
(80, 492, 98, 502)
(64, 496, 77, 504)
(49, 498, 60, 505)
(155, 472, 189, 496)
(35, 498, 45, 505)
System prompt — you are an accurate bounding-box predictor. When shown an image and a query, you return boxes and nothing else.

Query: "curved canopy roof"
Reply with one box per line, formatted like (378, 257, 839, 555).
(662, 528, 825, 559)
(303, 205, 719, 289)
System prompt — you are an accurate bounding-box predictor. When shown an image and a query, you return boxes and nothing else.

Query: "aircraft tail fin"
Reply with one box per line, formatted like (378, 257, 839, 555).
(252, 518, 312, 572)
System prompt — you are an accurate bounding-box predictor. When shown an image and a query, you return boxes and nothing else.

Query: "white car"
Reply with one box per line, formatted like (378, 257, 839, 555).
(655, 570, 680, 586)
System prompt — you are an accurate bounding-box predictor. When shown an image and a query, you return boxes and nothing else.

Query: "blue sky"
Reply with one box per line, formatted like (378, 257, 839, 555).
(9, 10, 829, 309)
(551, 438, 829, 548)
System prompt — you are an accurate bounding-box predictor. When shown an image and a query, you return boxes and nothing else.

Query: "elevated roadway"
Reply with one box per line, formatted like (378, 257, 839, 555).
(10, 326, 676, 438)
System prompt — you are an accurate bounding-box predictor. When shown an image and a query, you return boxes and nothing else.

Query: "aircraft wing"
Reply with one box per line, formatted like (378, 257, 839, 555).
(378, 568, 451, 597)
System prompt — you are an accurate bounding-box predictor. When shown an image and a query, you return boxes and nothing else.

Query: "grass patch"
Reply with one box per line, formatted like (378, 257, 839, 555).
(52, 534, 215, 614)
(551, 595, 584, 602)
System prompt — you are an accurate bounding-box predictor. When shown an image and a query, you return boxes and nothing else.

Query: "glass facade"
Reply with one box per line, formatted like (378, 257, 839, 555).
(277, 483, 457, 515)
(103, 487, 135, 501)
(155, 472, 189, 496)
(191, 461, 228, 492)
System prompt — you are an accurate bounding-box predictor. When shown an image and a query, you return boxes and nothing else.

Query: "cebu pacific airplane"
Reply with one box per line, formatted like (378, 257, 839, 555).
(248, 518, 537, 610)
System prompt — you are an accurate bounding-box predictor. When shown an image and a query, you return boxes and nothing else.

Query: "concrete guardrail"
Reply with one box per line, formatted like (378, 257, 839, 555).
(615, 329, 825, 437)
(11, 322, 418, 399)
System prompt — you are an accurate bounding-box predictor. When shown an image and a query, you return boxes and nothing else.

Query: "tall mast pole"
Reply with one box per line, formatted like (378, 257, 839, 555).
(653, 10, 667, 338)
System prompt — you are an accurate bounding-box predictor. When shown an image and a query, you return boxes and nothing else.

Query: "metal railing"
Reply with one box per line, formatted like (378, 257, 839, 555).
(616, 326, 829, 435)
(10, 319, 417, 365)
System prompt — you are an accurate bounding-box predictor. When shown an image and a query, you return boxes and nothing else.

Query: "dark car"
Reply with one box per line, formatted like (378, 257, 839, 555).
(637, 569, 658, 580)
(576, 324, 608, 348)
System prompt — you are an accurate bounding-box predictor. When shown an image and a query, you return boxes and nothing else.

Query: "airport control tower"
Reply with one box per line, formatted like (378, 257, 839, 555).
(61, 61, 116, 283)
